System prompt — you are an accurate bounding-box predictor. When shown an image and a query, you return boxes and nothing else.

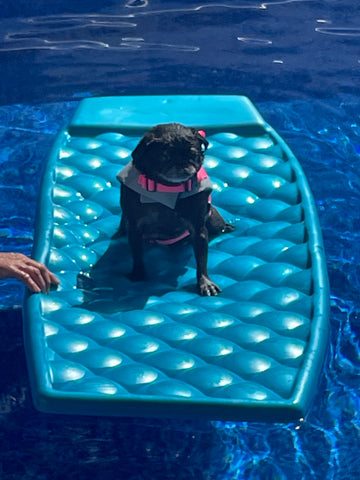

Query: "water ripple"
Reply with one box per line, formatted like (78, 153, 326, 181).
(237, 36, 272, 45)
(124, 0, 310, 13)
(126, 0, 149, 7)
(316, 27, 360, 37)
(120, 37, 199, 51)
(0, 37, 199, 53)
(0, 1, 311, 54)
(1, 38, 113, 52)
(23, 15, 136, 31)
(0, 14, 199, 53)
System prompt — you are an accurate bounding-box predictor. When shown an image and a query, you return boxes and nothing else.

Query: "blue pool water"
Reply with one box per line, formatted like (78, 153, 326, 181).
(1, 1, 360, 478)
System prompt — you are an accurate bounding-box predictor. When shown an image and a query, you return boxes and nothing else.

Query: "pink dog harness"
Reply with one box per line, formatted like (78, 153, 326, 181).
(118, 162, 213, 245)
(117, 163, 212, 209)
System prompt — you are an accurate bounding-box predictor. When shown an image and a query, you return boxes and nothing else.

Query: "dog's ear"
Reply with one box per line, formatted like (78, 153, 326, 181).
(132, 132, 152, 168)
(132, 136, 147, 167)
(192, 128, 209, 152)
(132, 131, 162, 173)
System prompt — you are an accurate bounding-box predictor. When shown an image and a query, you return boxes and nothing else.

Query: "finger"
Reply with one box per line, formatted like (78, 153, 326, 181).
(16, 270, 42, 293)
(28, 266, 49, 293)
(30, 264, 59, 293)
(35, 263, 54, 293)
(24, 260, 60, 292)
(39, 265, 60, 291)
(26, 259, 60, 285)
(49, 271, 60, 286)
(17, 265, 48, 293)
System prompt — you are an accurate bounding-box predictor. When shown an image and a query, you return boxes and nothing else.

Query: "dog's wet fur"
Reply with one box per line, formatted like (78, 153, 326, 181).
(118, 122, 234, 296)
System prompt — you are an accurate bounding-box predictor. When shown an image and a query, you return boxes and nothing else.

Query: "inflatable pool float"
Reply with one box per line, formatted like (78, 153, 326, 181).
(23, 95, 329, 422)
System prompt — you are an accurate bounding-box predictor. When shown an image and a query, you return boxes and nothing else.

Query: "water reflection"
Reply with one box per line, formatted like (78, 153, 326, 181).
(316, 27, 360, 36)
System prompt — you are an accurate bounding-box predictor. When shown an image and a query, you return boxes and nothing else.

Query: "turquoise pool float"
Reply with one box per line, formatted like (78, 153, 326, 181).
(23, 95, 329, 422)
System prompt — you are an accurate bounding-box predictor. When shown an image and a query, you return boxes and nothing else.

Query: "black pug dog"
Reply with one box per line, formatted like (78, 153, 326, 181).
(117, 122, 234, 296)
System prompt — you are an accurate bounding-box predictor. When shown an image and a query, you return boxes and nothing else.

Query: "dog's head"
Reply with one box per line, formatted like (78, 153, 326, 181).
(132, 123, 209, 184)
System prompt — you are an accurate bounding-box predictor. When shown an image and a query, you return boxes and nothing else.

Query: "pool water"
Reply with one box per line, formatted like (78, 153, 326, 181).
(1, 1, 360, 478)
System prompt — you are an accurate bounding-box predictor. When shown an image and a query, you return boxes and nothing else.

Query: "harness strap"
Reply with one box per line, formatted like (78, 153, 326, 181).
(138, 167, 208, 193)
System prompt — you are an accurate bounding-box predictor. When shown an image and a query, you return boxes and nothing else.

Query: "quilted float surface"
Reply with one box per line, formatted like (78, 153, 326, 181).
(23, 96, 329, 421)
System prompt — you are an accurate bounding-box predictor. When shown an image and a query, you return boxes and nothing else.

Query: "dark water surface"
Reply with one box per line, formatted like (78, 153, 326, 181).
(1, 1, 360, 478)
(0, 0, 359, 104)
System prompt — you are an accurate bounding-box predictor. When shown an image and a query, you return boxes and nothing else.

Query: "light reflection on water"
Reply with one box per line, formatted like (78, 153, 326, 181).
(316, 27, 360, 36)
(0, 0, 359, 104)
(1, 96, 359, 479)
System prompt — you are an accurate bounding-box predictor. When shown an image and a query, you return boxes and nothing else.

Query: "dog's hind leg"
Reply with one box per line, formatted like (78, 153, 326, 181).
(206, 205, 235, 238)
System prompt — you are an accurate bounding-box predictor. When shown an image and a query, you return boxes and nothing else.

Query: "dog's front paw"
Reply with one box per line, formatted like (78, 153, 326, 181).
(198, 275, 221, 296)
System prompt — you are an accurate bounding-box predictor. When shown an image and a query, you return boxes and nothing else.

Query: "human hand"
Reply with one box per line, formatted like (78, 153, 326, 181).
(0, 252, 60, 293)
